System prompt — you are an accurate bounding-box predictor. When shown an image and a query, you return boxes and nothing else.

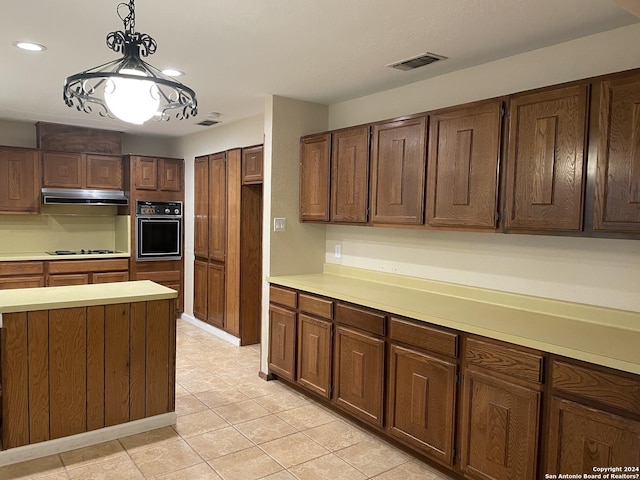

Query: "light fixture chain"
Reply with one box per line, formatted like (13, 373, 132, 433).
(117, 0, 136, 35)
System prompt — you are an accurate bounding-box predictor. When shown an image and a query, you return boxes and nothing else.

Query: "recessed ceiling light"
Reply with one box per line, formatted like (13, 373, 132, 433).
(162, 68, 184, 77)
(13, 41, 47, 52)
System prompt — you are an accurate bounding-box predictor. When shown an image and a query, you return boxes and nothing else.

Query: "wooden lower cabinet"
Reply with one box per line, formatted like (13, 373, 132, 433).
(334, 326, 384, 427)
(387, 344, 457, 466)
(47, 259, 129, 287)
(48, 273, 90, 286)
(460, 370, 540, 480)
(268, 305, 296, 381)
(297, 314, 332, 398)
(0, 261, 45, 290)
(134, 261, 183, 314)
(207, 263, 225, 329)
(193, 259, 208, 321)
(545, 397, 640, 475)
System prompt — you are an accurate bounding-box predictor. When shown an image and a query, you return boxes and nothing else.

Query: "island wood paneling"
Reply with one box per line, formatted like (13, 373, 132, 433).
(146, 300, 170, 417)
(129, 302, 147, 421)
(49, 307, 87, 439)
(105, 304, 130, 427)
(86, 306, 105, 431)
(27, 311, 49, 443)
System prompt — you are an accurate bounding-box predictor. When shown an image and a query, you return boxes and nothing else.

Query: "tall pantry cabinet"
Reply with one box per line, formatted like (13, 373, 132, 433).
(193, 146, 263, 345)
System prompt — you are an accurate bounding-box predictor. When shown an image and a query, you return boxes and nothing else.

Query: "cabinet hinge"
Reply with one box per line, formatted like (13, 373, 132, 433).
(495, 211, 501, 224)
(453, 448, 457, 459)
(366, 208, 371, 220)
(501, 105, 506, 118)
(456, 373, 462, 385)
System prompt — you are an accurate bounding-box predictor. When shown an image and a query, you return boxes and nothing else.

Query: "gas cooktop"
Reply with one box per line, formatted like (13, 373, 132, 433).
(46, 249, 117, 255)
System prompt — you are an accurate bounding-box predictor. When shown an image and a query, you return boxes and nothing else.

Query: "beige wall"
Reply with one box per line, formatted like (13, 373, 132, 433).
(325, 23, 640, 312)
(174, 115, 265, 315)
(0, 119, 36, 147)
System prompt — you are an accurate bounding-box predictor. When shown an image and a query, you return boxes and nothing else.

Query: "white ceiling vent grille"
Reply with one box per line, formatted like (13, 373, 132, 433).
(196, 120, 220, 127)
(387, 52, 447, 71)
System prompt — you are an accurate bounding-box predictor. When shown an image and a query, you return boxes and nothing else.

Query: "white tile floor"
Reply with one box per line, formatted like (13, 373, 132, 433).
(0, 318, 454, 480)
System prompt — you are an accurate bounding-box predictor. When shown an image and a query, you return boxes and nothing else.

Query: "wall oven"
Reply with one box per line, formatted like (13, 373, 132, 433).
(135, 200, 183, 260)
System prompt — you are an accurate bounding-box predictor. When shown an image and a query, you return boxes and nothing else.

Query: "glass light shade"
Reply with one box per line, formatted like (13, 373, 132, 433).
(104, 69, 160, 124)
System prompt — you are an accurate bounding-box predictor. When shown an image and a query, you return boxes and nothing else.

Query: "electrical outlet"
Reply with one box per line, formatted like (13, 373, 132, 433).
(335, 244, 342, 258)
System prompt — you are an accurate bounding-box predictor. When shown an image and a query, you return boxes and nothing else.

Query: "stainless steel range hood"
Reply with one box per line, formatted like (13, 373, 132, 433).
(41, 188, 129, 206)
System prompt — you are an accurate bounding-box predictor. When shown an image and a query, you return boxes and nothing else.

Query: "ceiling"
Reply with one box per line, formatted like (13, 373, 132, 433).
(1, 0, 638, 138)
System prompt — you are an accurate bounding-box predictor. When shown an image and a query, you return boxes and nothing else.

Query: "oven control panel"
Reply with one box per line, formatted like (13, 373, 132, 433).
(136, 201, 182, 216)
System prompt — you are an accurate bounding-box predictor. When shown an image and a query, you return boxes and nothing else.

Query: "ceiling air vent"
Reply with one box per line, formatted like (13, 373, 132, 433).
(196, 119, 220, 127)
(387, 52, 447, 71)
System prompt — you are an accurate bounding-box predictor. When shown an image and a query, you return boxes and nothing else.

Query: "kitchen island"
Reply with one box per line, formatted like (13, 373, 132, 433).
(0, 280, 177, 465)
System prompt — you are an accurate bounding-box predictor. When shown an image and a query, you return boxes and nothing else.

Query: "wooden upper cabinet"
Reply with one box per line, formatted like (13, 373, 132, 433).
(300, 134, 331, 222)
(42, 152, 83, 188)
(371, 116, 427, 225)
(194, 156, 209, 258)
(427, 101, 502, 229)
(505, 85, 589, 231)
(86, 154, 122, 189)
(134, 157, 158, 190)
(44, 152, 122, 189)
(331, 126, 370, 223)
(159, 159, 183, 192)
(594, 73, 640, 233)
(242, 145, 264, 185)
(0, 147, 40, 213)
(209, 152, 227, 262)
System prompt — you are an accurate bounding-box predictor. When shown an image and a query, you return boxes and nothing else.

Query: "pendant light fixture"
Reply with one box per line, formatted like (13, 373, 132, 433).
(63, 0, 197, 124)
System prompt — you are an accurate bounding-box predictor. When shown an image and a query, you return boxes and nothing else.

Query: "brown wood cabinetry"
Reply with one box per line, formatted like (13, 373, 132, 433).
(0, 146, 40, 213)
(427, 101, 502, 229)
(193, 148, 263, 344)
(505, 85, 589, 232)
(46, 259, 129, 287)
(594, 73, 640, 233)
(0, 261, 45, 289)
(193, 259, 208, 320)
(134, 261, 183, 314)
(371, 116, 427, 225)
(130, 156, 183, 192)
(546, 359, 640, 474)
(300, 134, 331, 222)
(42, 152, 123, 190)
(242, 145, 264, 185)
(331, 126, 370, 223)
(460, 338, 542, 480)
(268, 303, 297, 381)
(334, 324, 385, 427)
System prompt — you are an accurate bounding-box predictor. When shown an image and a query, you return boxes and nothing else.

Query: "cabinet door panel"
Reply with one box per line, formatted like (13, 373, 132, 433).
(0, 276, 45, 289)
(135, 157, 157, 190)
(428, 101, 501, 228)
(268, 305, 296, 381)
(331, 127, 370, 223)
(334, 326, 384, 427)
(48, 274, 90, 286)
(92, 271, 128, 284)
(595, 74, 640, 232)
(0, 147, 40, 213)
(546, 397, 640, 475)
(300, 134, 331, 221)
(388, 345, 457, 465)
(194, 157, 209, 258)
(297, 314, 332, 398)
(42, 152, 83, 188)
(207, 263, 225, 329)
(505, 85, 588, 231)
(242, 145, 264, 185)
(209, 153, 227, 262)
(460, 370, 540, 480)
(371, 117, 427, 224)
(193, 259, 208, 321)
(159, 159, 182, 192)
(86, 155, 122, 190)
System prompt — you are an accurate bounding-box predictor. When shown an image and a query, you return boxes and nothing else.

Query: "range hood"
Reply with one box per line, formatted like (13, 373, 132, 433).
(41, 188, 129, 206)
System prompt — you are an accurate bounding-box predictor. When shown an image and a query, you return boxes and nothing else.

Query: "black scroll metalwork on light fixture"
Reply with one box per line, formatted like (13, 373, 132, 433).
(63, 0, 197, 124)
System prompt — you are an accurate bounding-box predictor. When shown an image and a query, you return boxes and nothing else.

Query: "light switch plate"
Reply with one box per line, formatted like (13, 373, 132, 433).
(335, 244, 342, 258)
(273, 217, 287, 232)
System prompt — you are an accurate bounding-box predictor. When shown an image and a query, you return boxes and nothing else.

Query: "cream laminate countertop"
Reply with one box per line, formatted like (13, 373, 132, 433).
(0, 252, 131, 261)
(0, 280, 177, 315)
(268, 265, 640, 376)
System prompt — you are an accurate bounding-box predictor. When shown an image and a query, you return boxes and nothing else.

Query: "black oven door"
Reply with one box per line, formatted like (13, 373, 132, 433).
(136, 217, 182, 260)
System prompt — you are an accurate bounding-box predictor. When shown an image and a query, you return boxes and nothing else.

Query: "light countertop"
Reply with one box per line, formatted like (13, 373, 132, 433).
(268, 264, 640, 375)
(0, 280, 177, 315)
(0, 252, 130, 261)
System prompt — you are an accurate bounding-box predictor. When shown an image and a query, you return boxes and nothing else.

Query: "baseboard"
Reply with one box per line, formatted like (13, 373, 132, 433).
(0, 412, 176, 467)
(258, 370, 276, 381)
(180, 313, 241, 346)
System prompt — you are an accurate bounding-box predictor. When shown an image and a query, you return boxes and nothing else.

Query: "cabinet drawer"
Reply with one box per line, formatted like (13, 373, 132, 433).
(49, 274, 90, 286)
(93, 271, 129, 284)
(466, 337, 543, 384)
(299, 293, 333, 320)
(269, 285, 297, 309)
(0, 261, 44, 276)
(0, 276, 45, 289)
(552, 360, 640, 416)
(48, 259, 129, 274)
(389, 317, 458, 358)
(136, 269, 181, 283)
(335, 303, 385, 336)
